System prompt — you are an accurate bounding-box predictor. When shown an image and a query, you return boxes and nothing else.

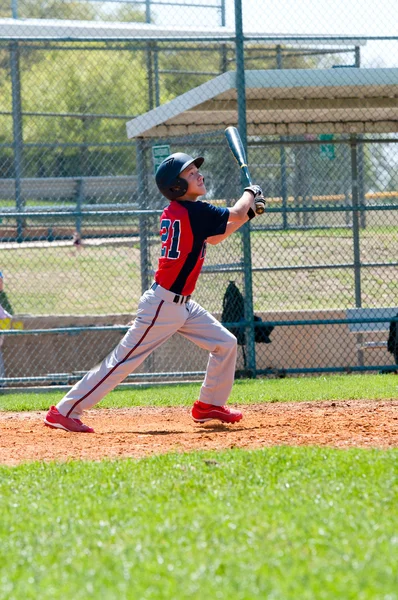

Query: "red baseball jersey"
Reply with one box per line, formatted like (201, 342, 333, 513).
(154, 200, 229, 295)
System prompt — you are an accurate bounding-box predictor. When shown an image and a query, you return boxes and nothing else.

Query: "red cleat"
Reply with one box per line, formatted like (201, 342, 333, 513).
(44, 406, 94, 433)
(191, 401, 243, 424)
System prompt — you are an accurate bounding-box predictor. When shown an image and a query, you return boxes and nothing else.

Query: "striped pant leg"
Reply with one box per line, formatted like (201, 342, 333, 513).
(57, 293, 186, 418)
(179, 301, 237, 407)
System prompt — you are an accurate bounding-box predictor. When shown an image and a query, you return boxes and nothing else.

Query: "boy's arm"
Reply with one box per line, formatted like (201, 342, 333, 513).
(207, 220, 247, 245)
(207, 189, 259, 246)
(227, 190, 257, 223)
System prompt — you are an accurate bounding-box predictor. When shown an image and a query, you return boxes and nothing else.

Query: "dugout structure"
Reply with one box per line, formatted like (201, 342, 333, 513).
(126, 66, 398, 375)
(126, 67, 398, 138)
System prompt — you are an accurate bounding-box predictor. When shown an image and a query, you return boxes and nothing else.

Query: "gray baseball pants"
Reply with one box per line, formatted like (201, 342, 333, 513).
(56, 284, 237, 419)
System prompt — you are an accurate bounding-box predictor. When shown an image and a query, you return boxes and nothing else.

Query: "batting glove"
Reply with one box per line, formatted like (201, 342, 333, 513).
(244, 184, 263, 198)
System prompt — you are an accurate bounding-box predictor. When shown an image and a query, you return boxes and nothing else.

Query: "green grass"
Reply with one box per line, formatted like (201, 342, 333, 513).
(1, 374, 397, 599)
(0, 448, 397, 599)
(0, 245, 143, 315)
(1, 373, 397, 412)
(2, 226, 398, 314)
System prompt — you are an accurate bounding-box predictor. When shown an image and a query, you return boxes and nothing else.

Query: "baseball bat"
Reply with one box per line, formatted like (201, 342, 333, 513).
(224, 126, 265, 215)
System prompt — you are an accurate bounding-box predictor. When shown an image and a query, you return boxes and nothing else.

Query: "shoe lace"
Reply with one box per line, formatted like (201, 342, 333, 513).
(198, 403, 232, 414)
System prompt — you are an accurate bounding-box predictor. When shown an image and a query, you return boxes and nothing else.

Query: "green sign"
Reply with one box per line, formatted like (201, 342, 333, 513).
(152, 144, 170, 174)
(319, 134, 335, 160)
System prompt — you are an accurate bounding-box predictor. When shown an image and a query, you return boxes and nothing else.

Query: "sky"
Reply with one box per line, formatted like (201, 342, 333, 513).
(152, 0, 398, 67)
(233, 0, 397, 37)
(8, 0, 396, 67)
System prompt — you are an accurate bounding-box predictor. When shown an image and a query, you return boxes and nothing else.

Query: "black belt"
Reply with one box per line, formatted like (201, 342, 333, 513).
(173, 294, 191, 305)
(151, 282, 191, 305)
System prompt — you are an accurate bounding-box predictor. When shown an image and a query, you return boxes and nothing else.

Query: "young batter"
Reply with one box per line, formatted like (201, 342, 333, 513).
(44, 152, 264, 432)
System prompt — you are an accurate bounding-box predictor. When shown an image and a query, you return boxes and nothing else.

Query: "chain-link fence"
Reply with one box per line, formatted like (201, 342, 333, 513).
(1, 0, 398, 387)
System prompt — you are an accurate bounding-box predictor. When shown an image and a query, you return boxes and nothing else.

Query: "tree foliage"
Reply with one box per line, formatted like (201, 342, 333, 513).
(0, 15, 392, 190)
(1, 0, 145, 21)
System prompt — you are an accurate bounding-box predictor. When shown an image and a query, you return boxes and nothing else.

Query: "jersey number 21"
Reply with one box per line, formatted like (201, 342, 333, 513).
(160, 219, 180, 259)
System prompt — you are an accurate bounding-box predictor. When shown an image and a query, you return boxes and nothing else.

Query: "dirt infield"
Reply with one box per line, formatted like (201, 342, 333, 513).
(1, 400, 397, 465)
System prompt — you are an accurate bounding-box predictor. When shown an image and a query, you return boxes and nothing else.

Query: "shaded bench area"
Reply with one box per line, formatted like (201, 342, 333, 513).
(0, 175, 140, 241)
(347, 307, 398, 368)
(3, 308, 398, 388)
(0, 176, 138, 204)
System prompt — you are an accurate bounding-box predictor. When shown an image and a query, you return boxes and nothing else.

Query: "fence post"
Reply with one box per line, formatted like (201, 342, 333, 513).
(234, 0, 256, 376)
(350, 134, 364, 366)
(136, 138, 150, 294)
(75, 178, 84, 237)
(153, 42, 160, 107)
(10, 41, 24, 243)
(354, 46, 366, 230)
(276, 45, 289, 230)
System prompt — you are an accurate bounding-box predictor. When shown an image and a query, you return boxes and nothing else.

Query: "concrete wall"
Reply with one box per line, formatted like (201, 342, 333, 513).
(2, 309, 395, 385)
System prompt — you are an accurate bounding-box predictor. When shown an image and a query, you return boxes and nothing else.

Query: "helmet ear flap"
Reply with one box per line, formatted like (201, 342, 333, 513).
(169, 176, 188, 199)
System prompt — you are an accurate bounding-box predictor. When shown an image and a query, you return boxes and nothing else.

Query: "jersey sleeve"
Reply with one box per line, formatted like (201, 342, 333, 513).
(189, 201, 229, 239)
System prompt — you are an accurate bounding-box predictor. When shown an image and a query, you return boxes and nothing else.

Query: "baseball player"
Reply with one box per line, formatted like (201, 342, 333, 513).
(44, 152, 265, 433)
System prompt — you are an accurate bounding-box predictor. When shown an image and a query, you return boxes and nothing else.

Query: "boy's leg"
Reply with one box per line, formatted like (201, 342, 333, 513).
(179, 301, 237, 406)
(55, 292, 187, 419)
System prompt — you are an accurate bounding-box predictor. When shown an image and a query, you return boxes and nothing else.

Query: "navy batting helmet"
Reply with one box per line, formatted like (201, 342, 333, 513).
(155, 152, 204, 200)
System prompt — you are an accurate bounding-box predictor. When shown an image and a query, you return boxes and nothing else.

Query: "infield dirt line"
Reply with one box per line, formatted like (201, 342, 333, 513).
(0, 399, 397, 465)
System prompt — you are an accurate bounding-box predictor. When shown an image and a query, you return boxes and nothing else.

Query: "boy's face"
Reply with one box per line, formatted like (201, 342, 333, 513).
(179, 164, 206, 200)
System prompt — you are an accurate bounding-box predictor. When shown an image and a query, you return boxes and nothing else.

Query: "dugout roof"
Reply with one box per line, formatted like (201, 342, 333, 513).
(0, 18, 368, 44)
(126, 68, 398, 138)
(0, 17, 236, 40)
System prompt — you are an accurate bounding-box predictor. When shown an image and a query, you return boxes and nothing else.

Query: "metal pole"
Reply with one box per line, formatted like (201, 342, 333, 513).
(10, 41, 24, 243)
(145, 0, 151, 22)
(350, 134, 364, 366)
(350, 136, 362, 307)
(280, 140, 288, 229)
(220, 0, 227, 73)
(11, 0, 18, 18)
(303, 142, 310, 228)
(357, 137, 366, 229)
(234, 0, 256, 376)
(293, 143, 303, 226)
(220, 0, 226, 26)
(136, 137, 154, 374)
(276, 45, 288, 230)
(75, 178, 84, 237)
(136, 138, 150, 294)
(145, 1, 154, 110)
(146, 44, 154, 110)
(154, 42, 160, 107)
(355, 46, 366, 229)
(220, 44, 228, 74)
(355, 46, 361, 68)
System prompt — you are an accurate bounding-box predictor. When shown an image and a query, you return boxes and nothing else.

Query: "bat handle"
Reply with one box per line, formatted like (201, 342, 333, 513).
(242, 166, 265, 215)
(255, 199, 265, 215)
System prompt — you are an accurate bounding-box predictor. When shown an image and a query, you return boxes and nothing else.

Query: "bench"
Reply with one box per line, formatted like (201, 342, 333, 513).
(346, 307, 398, 365)
(0, 176, 138, 203)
